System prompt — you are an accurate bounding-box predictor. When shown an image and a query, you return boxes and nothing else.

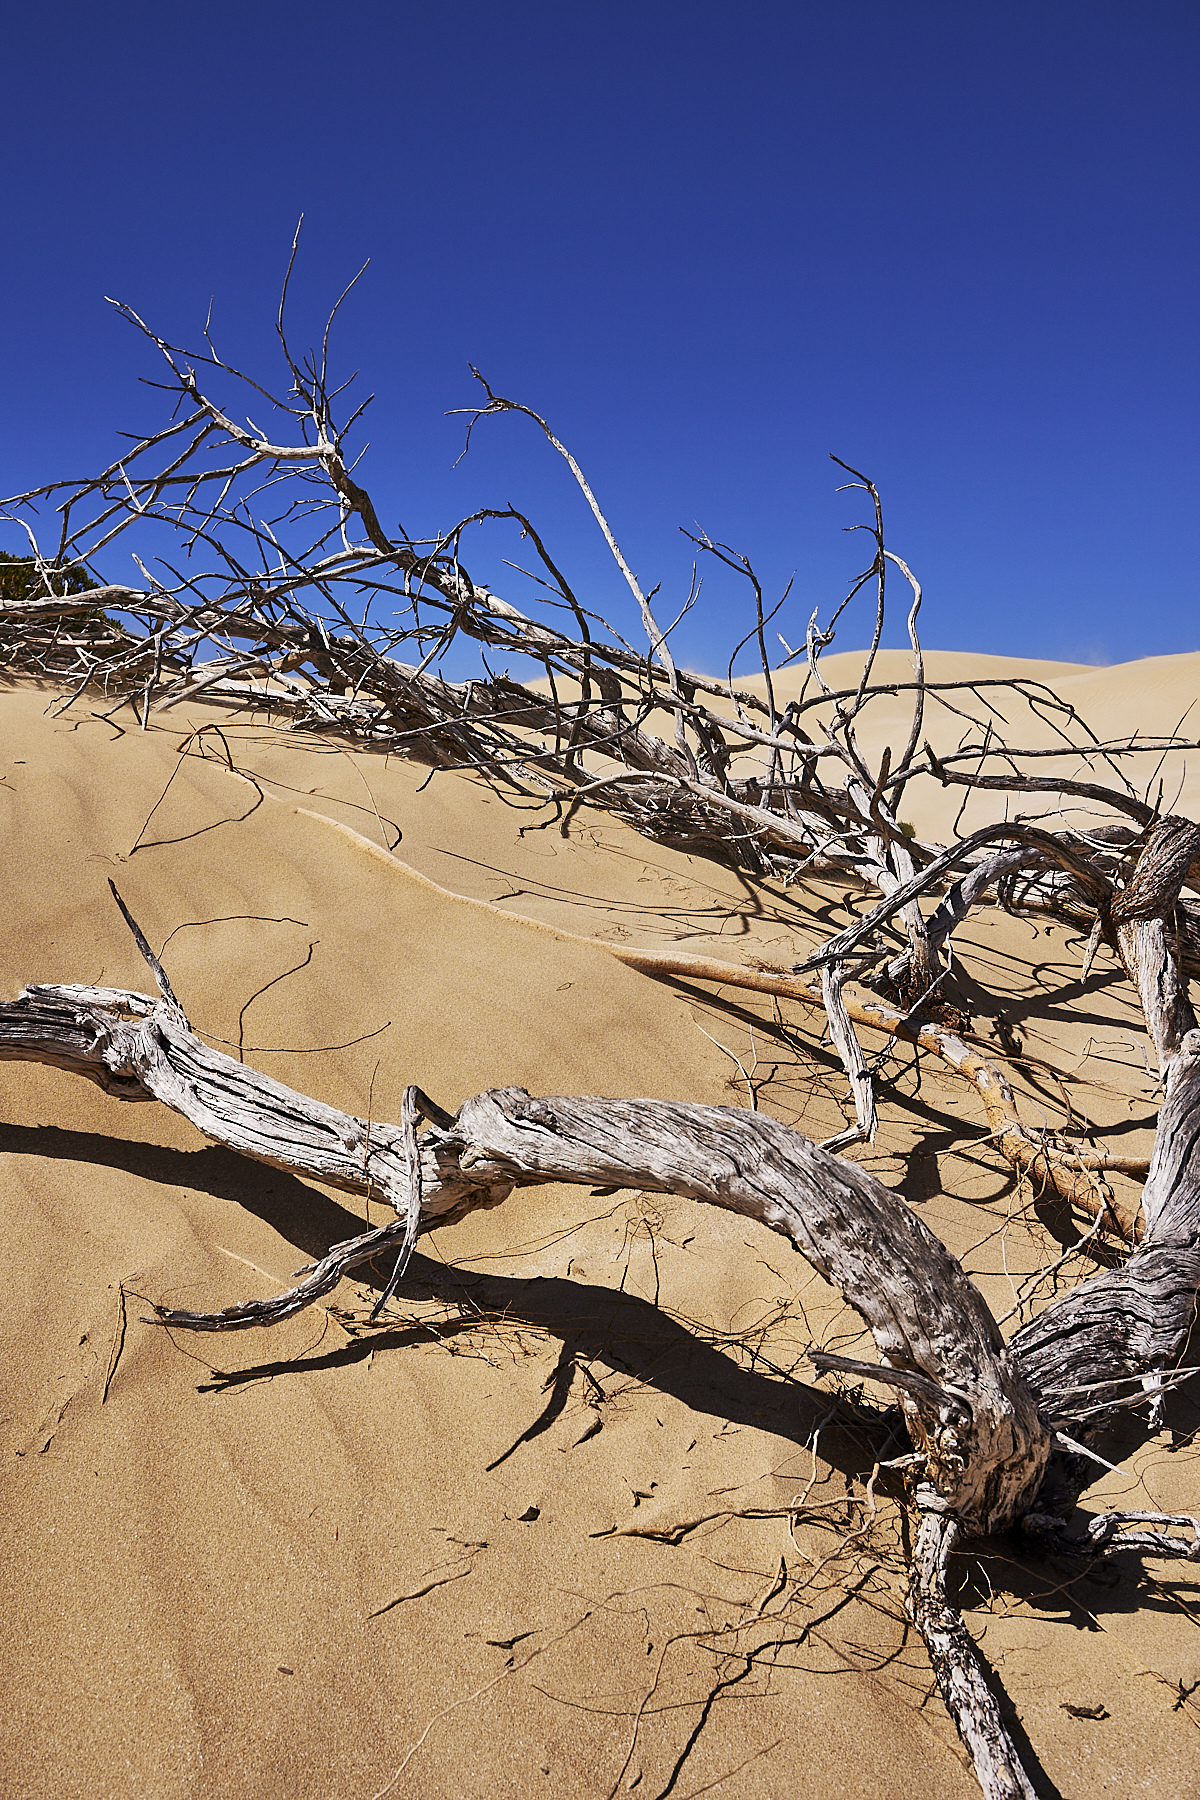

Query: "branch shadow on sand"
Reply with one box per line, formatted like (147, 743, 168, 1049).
(6, 1113, 1197, 1667)
(1, 1117, 873, 1470)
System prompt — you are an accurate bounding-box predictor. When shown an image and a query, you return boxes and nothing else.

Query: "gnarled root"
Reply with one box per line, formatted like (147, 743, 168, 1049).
(908, 1514, 1036, 1800)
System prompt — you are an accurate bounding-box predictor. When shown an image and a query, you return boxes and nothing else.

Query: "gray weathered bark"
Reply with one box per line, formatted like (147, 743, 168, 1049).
(3, 844, 1199, 1800)
(0, 974, 1047, 1538)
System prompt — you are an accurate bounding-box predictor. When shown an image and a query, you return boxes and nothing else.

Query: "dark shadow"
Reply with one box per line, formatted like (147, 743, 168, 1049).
(1026, 1184, 1126, 1268)
(193, 1260, 864, 1455)
(948, 957, 1134, 1038)
(7, 1112, 1194, 1651)
(0, 1116, 884, 1485)
(0, 1120, 354, 1265)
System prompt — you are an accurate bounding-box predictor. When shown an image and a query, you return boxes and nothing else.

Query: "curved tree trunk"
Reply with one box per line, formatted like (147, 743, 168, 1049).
(3, 826, 1200, 1800)
(0, 977, 1049, 1538)
(0, 972, 1052, 1797)
(6, 962, 1194, 1799)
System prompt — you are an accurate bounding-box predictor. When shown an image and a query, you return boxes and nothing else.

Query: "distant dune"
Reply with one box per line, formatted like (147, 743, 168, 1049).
(727, 647, 1200, 837)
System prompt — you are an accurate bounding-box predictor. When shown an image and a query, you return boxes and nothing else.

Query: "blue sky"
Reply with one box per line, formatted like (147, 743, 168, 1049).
(3, 1, 1197, 674)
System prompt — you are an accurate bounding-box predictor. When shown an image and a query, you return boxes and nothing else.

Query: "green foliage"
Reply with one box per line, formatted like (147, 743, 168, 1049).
(0, 548, 98, 604)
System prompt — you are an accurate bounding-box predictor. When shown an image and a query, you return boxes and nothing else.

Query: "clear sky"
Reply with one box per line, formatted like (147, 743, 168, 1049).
(3, 1, 1197, 675)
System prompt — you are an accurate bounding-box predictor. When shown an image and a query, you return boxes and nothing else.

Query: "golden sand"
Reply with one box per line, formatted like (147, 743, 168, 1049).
(2, 658, 1198, 1798)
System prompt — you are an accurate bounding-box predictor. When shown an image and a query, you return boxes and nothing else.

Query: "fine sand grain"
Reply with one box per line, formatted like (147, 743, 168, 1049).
(2, 655, 1198, 1799)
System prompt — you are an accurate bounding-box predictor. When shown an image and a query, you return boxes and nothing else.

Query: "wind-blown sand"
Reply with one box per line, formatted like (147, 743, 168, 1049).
(1, 654, 1198, 1799)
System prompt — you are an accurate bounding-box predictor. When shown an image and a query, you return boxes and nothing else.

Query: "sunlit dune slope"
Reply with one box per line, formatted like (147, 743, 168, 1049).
(1, 674, 1198, 1800)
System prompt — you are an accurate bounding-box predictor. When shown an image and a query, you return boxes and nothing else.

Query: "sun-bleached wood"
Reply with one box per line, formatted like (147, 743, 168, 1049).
(0, 972, 1048, 1538)
(7, 272, 1200, 1798)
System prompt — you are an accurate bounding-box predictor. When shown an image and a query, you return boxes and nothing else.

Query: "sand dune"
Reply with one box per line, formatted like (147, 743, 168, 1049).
(732, 647, 1200, 839)
(2, 661, 1198, 1800)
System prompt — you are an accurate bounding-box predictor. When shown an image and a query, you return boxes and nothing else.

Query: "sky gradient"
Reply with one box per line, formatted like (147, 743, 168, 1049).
(3, 2, 1197, 676)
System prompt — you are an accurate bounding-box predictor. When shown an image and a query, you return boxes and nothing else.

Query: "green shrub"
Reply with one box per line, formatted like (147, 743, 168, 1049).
(0, 549, 98, 604)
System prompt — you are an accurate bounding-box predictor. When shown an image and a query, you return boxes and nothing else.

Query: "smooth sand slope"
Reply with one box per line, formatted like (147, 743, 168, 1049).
(1, 653, 1198, 1799)
(727, 648, 1200, 839)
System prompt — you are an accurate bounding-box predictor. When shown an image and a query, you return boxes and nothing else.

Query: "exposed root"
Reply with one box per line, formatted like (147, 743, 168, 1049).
(908, 1514, 1037, 1800)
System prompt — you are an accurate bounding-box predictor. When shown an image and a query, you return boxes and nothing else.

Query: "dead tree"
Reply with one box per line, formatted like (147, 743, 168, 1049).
(3, 263, 1200, 1798)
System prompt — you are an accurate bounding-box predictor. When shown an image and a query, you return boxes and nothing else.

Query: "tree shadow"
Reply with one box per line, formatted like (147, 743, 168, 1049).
(0, 1117, 882, 1484)
(0, 1119, 355, 1263)
(7, 1111, 1193, 1654)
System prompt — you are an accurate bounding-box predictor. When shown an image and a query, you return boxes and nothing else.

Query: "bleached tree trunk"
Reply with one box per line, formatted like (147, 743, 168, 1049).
(5, 832, 1200, 1800)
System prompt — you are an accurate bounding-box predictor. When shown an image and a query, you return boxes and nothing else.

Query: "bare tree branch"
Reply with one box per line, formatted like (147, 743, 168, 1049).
(6, 272, 1200, 1800)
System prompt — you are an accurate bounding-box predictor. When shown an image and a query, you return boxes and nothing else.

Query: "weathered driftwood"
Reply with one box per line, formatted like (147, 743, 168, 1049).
(909, 1515, 1036, 1800)
(6, 277, 1200, 1800)
(0, 958, 1047, 1538)
(3, 861, 1200, 1800)
(7, 963, 1193, 1481)
(0, 972, 1051, 1799)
